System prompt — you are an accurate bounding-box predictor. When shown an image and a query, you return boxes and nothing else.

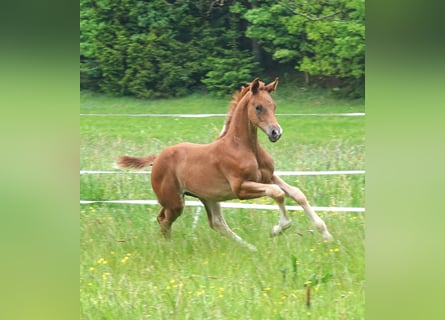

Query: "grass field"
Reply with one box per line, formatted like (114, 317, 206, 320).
(80, 88, 365, 319)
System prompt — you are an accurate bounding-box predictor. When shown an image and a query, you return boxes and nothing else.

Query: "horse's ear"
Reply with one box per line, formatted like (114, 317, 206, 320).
(265, 77, 279, 92)
(251, 78, 260, 94)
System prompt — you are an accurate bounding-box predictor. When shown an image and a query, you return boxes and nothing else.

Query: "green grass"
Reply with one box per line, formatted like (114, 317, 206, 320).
(80, 86, 364, 114)
(80, 89, 365, 319)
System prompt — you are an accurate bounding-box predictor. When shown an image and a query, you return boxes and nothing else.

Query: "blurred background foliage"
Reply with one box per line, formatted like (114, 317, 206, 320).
(80, 0, 364, 98)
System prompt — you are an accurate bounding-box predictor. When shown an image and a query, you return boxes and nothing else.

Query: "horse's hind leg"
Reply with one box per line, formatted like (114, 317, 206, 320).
(156, 206, 183, 239)
(152, 168, 184, 238)
(272, 175, 333, 241)
(201, 199, 257, 251)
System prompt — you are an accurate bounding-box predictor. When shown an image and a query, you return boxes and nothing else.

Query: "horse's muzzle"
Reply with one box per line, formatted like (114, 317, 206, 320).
(267, 126, 282, 143)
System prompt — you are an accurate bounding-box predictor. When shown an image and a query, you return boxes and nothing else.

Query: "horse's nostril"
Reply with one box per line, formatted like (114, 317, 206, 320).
(268, 128, 281, 142)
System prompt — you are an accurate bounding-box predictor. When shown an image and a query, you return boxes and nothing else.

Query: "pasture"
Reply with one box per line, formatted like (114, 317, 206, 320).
(80, 88, 365, 319)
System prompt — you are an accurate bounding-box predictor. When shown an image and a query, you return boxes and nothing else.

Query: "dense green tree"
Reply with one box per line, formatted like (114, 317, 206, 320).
(80, 0, 365, 98)
(81, 0, 200, 97)
(243, 0, 365, 97)
(81, 0, 259, 97)
(202, 1, 262, 95)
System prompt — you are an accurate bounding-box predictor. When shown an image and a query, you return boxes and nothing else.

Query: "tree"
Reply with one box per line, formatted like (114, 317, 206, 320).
(80, 0, 262, 97)
(80, 0, 365, 98)
(243, 0, 365, 97)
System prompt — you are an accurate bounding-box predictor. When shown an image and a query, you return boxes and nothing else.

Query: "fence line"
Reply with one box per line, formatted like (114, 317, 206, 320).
(80, 113, 365, 118)
(80, 170, 365, 176)
(80, 199, 365, 212)
(81, 170, 364, 212)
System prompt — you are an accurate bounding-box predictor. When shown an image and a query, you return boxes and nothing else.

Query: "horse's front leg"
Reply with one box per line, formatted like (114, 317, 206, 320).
(272, 175, 333, 241)
(200, 199, 257, 251)
(235, 181, 292, 237)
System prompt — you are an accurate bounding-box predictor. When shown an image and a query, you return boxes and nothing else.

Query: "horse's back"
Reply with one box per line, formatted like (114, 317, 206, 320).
(151, 142, 235, 201)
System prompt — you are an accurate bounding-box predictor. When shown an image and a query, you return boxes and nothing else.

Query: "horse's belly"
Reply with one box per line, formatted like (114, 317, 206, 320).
(181, 173, 236, 202)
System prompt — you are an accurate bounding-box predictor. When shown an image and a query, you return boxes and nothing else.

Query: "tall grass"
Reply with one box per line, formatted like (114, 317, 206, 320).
(80, 86, 364, 115)
(80, 89, 365, 319)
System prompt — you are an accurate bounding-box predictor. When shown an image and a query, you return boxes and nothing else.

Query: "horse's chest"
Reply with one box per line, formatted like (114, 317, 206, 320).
(230, 146, 274, 183)
(255, 166, 274, 183)
(243, 159, 274, 183)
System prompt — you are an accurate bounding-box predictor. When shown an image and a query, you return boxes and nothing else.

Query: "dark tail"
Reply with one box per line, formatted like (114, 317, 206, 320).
(116, 155, 156, 169)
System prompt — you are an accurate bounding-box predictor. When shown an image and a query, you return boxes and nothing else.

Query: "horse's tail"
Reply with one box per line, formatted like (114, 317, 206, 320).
(116, 155, 156, 169)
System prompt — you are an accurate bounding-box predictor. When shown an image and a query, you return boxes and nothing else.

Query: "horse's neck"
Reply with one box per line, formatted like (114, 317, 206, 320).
(225, 98, 259, 151)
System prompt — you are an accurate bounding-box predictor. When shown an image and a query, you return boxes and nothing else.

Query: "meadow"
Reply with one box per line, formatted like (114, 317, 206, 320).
(80, 87, 365, 319)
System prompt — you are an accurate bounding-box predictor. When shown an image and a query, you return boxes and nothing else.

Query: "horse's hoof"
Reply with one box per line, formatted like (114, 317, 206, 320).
(270, 225, 283, 237)
(270, 221, 292, 237)
(281, 220, 292, 230)
(322, 232, 334, 242)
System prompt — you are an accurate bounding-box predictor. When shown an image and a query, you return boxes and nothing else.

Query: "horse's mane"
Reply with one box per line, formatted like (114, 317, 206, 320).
(217, 84, 251, 139)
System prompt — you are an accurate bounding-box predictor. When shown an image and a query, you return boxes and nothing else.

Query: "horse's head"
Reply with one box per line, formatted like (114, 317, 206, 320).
(246, 77, 282, 142)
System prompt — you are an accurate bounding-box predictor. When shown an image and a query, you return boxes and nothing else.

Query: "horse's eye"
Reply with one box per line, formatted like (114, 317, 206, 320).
(255, 105, 263, 112)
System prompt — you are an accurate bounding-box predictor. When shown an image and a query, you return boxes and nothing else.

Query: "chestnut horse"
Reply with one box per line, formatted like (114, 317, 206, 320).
(117, 78, 332, 250)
